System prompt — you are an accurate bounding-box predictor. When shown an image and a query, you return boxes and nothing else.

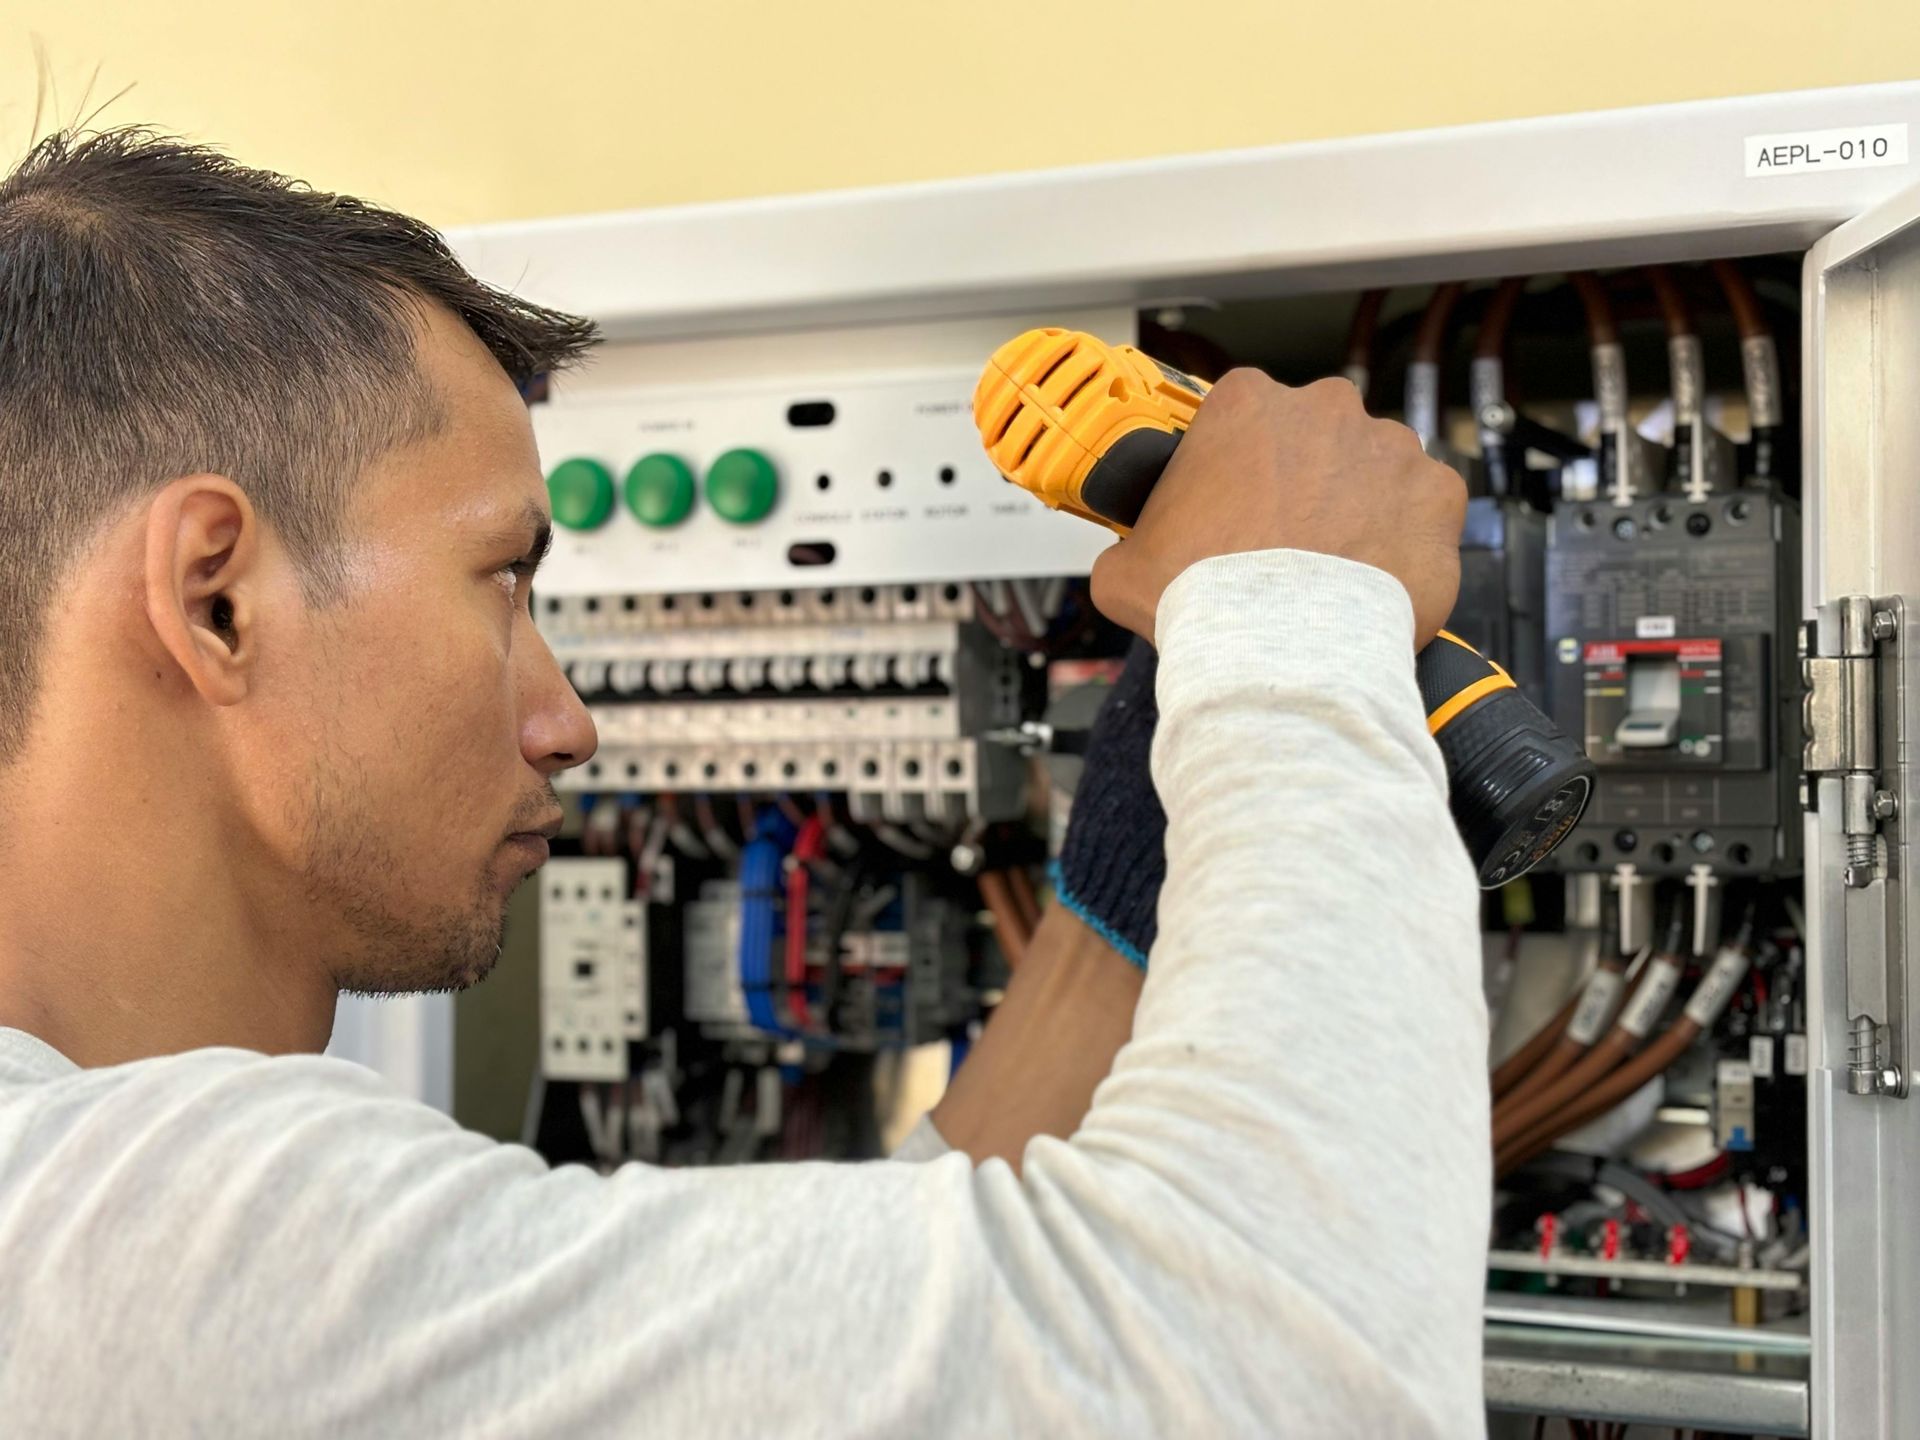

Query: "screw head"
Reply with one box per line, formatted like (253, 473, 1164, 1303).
(1884, 1066, 1905, 1093)
(1874, 610, 1899, 641)
(1874, 791, 1900, 820)
(949, 843, 983, 875)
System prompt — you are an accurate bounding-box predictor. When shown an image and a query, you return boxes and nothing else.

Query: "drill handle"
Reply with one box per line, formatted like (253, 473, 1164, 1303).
(1079, 427, 1183, 531)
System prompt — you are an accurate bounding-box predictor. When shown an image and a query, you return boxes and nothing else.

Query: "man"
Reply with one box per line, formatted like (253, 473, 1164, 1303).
(0, 129, 1487, 1436)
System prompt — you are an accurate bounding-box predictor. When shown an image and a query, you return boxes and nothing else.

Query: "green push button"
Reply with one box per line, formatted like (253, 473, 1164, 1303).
(625, 454, 696, 528)
(705, 448, 779, 525)
(547, 458, 615, 530)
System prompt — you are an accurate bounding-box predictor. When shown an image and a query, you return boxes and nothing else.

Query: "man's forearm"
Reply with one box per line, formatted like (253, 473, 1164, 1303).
(931, 904, 1142, 1171)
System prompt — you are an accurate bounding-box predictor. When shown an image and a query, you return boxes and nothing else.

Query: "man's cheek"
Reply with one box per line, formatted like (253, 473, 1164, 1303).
(407, 648, 522, 810)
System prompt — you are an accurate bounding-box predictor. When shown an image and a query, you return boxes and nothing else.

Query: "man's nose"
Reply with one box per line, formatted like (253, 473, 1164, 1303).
(519, 627, 597, 776)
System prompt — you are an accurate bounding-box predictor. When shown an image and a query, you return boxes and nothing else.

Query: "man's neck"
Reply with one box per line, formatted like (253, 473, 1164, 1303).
(0, 763, 338, 1066)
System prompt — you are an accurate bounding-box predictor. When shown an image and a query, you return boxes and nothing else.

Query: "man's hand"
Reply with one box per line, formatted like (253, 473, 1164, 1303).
(1090, 370, 1467, 643)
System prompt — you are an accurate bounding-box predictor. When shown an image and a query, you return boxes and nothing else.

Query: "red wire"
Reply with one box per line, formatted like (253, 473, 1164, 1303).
(784, 816, 826, 1031)
(1661, 1153, 1732, 1190)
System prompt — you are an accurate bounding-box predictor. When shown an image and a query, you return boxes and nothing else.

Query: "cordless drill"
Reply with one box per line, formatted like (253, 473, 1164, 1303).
(973, 327, 1594, 888)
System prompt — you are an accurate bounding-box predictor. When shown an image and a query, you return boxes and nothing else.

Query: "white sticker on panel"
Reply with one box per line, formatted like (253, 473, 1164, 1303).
(1785, 1033, 1810, 1076)
(1745, 124, 1909, 178)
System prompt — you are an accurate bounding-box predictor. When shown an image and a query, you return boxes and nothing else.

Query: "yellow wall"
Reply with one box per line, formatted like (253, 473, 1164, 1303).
(4, 1, 1916, 229)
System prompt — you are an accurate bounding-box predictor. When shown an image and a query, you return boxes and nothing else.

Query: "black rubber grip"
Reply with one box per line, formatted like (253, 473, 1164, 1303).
(1416, 633, 1503, 722)
(1080, 425, 1183, 529)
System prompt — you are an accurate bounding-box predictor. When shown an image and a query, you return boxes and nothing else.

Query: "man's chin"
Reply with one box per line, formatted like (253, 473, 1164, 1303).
(334, 914, 509, 998)
(337, 949, 500, 998)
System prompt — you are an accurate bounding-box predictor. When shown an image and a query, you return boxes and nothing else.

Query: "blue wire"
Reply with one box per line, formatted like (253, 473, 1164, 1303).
(736, 809, 797, 1035)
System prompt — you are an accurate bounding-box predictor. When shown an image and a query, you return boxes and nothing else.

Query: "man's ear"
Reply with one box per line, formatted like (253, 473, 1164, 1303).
(142, 475, 260, 707)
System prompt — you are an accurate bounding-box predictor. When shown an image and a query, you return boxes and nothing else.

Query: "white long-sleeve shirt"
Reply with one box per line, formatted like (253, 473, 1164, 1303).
(0, 550, 1489, 1438)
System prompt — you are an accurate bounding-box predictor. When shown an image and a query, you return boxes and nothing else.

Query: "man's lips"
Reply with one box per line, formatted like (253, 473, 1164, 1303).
(502, 833, 551, 865)
(503, 812, 564, 867)
(511, 813, 565, 843)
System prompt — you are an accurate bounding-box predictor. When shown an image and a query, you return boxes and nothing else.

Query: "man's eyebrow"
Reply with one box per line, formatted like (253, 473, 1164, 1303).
(480, 500, 553, 570)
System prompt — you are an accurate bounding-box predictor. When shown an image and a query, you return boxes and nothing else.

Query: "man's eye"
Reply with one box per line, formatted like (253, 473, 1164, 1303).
(494, 561, 536, 600)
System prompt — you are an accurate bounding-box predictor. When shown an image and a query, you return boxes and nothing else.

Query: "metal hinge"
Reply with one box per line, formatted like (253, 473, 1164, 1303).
(1802, 595, 1909, 1097)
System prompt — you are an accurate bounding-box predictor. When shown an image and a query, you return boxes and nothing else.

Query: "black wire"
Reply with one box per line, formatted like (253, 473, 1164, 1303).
(817, 853, 869, 1031)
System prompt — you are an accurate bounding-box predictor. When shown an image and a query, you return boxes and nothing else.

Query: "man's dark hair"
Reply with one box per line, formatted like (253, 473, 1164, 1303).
(0, 127, 599, 762)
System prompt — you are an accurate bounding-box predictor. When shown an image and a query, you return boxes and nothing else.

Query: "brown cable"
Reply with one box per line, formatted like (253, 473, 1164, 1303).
(1475, 277, 1527, 361)
(1492, 1027, 1636, 1148)
(1413, 281, 1465, 365)
(1344, 288, 1387, 374)
(1491, 949, 1677, 1146)
(1006, 866, 1041, 933)
(1497, 938, 1755, 1175)
(1569, 272, 1617, 345)
(1496, 1018, 1702, 1176)
(1499, 1033, 1591, 1116)
(1710, 258, 1768, 340)
(1493, 951, 1630, 1103)
(1645, 265, 1692, 339)
(977, 872, 1030, 972)
(1490, 990, 1579, 1099)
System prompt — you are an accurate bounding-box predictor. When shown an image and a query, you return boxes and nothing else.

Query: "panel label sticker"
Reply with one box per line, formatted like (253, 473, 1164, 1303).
(1745, 123, 1909, 178)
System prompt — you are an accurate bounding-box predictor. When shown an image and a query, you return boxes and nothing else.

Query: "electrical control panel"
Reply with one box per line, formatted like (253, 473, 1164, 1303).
(539, 858, 646, 1082)
(520, 263, 1823, 1431)
(1545, 488, 1800, 877)
(452, 83, 1920, 1440)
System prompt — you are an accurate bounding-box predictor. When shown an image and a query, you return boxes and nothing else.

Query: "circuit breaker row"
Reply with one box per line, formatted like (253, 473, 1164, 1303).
(548, 591, 1032, 819)
(572, 736, 1012, 822)
(558, 621, 988, 703)
(540, 581, 977, 641)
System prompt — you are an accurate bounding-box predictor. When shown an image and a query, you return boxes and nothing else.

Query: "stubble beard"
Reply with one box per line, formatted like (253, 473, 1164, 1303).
(301, 772, 512, 998)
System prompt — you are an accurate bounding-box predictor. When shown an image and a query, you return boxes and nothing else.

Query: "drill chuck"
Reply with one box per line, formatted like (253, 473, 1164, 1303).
(974, 327, 1595, 888)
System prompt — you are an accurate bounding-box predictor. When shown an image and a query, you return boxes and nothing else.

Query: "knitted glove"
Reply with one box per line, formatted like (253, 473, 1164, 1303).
(1051, 638, 1165, 969)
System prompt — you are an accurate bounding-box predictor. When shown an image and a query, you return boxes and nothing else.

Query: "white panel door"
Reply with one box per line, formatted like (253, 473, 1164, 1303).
(1803, 178, 1920, 1440)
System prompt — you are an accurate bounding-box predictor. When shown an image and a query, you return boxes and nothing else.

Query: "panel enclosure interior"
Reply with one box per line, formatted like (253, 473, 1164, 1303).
(427, 86, 1920, 1439)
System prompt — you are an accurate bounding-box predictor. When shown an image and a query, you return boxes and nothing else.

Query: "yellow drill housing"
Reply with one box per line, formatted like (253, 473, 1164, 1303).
(973, 328, 1208, 533)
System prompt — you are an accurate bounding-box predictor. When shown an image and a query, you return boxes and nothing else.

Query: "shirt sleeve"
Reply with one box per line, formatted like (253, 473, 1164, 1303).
(0, 550, 1489, 1439)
